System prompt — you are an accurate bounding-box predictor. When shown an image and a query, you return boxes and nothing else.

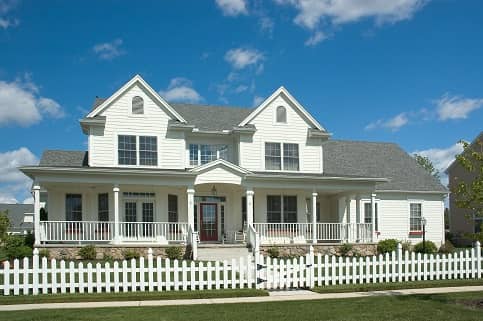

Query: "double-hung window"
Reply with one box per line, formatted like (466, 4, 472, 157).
(66, 194, 82, 221)
(139, 136, 157, 166)
(265, 143, 299, 171)
(189, 144, 229, 166)
(98, 193, 109, 221)
(118, 135, 137, 165)
(266, 195, 297, 223)
(364, 203, 379, 231)
(168, 194, 178, 223)
(409, 203, 422, 232)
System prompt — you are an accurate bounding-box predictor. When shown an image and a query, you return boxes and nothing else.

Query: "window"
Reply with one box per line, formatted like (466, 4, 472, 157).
(189, 144, 229, 166)
(283, 143, 299, 171)
(118, 135, 137, 165)
(410, 203, 422, 232)
(265, 142, 299, 171)
(124, 202, 137, 222)
(276, 106, 287, 123)
(267, 195, 297, 223)
(139, 136, 157, 166)
(168, 194, 178, 223)
(364, 203, 379, 231)
(475, 217, 483, 233)
(142, 202, 154, 222)
(265, 143, 281, 170)
(98, 193, 109, 221)
(283, 196, 297, 223)
(66, 194, 82, 221)
(132, 96, 144, 114)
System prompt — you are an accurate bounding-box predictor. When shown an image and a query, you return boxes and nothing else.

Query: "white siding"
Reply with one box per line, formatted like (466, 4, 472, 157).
(239, 94, 323, 173)
(89, 84, 185, 169)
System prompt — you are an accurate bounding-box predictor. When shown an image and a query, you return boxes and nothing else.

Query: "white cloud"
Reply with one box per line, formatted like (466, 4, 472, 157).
(253, 95, 264, 107)
(0, 147, 38, 204)
(0, 0, 19, 29)
(365, 113, 409, 131)
(160, 78, 203, 103)
(435, 94, 483, 121)
(22, 196, 33, 204)
(234, 85, 248, 93)
(304, 31, 327, 46)
(225, 48, 264, 70)
(413, 142, 464, 185)
(0, 76, 64, 127)
(215, 0, 248, 16)
(93, 39, 125, 60)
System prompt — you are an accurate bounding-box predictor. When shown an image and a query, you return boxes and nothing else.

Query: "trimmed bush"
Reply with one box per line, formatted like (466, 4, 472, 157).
(122, 249, 140, 260)
(413, 241, 437, 254)
(3, 235, 29, 259)
(438, 240, 455, 254)
(377, 239, 399, 254)
(78, 245, 97, 260)
(165, 247, 184, 260)
(38, 249, 50, 258)
(16, 246, 33, 258)
(339, 243, 353, 256)
(266, 247, 280, 258)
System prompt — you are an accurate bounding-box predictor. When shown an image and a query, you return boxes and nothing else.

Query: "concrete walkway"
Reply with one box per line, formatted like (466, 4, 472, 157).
(1, 286, 482, 311)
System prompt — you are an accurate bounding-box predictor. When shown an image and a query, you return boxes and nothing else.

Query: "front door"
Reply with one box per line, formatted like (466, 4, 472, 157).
(200, 203, 218, 241)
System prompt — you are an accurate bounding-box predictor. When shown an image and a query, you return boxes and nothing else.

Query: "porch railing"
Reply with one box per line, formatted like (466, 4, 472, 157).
(39, 221, 189, 243)
(254, 223, 373, 244)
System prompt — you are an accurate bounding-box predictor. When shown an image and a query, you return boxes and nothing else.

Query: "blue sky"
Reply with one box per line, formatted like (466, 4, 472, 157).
(0, 0, 482, 203)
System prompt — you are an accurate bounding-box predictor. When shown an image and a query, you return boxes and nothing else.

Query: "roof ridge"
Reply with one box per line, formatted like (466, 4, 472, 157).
(169, 102, 253, 111)
(326, 139, 398, 145)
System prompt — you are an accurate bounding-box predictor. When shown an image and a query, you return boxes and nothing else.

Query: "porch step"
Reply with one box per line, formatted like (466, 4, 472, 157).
(196, 245, 251, 262)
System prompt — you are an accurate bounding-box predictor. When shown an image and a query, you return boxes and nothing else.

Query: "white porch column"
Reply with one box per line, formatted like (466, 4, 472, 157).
(345, 196, 352, 242)
(356, 194, 361, 241)
(312, 192, 317, 244)
(113, 185, 120, 244)
(246, 189, 254, 228)
(33, 185, 41, 246)
(371, 193, 376, 242)
(187, 188, 195, 230)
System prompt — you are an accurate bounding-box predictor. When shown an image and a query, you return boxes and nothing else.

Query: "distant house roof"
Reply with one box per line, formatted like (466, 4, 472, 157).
(322, 140, 447, 192)
(446, 131, 483, 173)
(0, 204, 33, 232)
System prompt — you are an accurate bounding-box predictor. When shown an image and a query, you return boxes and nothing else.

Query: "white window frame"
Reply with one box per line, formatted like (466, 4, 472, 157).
(408, 200, 424, 234)
(266, 195, 298, 223)
(117, 134, 159, 167)
(363, 201, 379, 232)
(274, 105, 288, 124)
(188, 144, 229, 167)
(264, 142, 300, 172)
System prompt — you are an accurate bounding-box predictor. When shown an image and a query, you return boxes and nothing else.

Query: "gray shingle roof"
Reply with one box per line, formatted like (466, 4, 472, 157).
(322, 140, 447, 192)
(39, 150, 88, 167)
(0, 204, 33, 232)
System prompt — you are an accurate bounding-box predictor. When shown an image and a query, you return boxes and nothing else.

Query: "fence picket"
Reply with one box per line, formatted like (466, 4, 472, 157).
(51, 259, 57, 294)
(13, 259, 19, 295)
(41, 257, 48, 294)
(105, 262, 111, 293)
(84, 262, 90, 294)
(156, 257, 162, 291)
(96, 263, 102, 293)
(165, 258, 171, 291)
(23, 257, 29, 295)
(139, 257, 145, 292)
(173, 259, 179, 291)
(182, 260, 188, 291)
(122, 260, 128, 292)
(4, 261, 10, 296)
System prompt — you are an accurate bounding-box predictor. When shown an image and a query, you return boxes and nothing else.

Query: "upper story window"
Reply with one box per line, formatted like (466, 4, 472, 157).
(189, 144, 228, 166)
(409, 203, 422, 232)
(276, 106, 287, 123)
(118, 135, 157, 166)
(265, 142, 299, 171)
(132, 96, 144, 114)
(118, 135, 137, 165)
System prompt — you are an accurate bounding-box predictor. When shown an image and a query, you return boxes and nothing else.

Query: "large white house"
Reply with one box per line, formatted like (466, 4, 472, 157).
(20, 75, 447, 251)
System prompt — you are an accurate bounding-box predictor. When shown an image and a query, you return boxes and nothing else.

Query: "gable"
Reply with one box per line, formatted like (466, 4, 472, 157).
(87, 75, 185, 122)
(239, 87, 327, 132)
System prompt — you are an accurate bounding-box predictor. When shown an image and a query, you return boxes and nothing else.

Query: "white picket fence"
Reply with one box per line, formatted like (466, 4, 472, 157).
(0, 242, 481, 295)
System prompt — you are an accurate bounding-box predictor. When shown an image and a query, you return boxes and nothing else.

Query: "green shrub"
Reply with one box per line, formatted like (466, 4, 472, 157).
(165, 247, 184, 260)
(266, 247, 280, 258)
(401, 241, 412, 252)
(339, 243, 353, 256)
(122, 249, 140, 260)
(413, 241, 437, 254)
(24, 231, 35, 248)
(438, 241, 455, 254)
(3, 235, 28, 259)
(16, 246, 33, 258)
(377, 239, 399, 254)
(102, 253, 114, 262)
(78, 245, 97, 260)
(38, 249, 50, 259)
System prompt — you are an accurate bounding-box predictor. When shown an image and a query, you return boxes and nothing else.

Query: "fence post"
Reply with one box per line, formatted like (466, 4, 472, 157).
(476, 241, 481, 279)
(32, 248, 39, 295)
(254, 247, 260, 289)
(397, 243, 403, 282)
(148, 248, 154, 292)
(309, 245, 315, 288)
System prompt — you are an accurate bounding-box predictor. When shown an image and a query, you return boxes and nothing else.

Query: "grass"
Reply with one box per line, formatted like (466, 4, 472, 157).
(312, 278, 483, 293)
(0, 288, 267, 305)
(0, 291, 482, 320)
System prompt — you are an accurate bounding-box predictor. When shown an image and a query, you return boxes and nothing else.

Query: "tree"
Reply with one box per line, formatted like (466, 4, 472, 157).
(413, 154, 440, 179)
(0, 210, 11, 242)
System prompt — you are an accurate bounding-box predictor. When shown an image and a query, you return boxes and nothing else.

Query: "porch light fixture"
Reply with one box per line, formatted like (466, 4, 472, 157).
(211, 185, 217, 196)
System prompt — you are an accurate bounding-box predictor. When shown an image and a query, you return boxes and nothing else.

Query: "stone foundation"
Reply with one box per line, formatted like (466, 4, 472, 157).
(260, 243, 377, 257)
(36, 244, 189, 260)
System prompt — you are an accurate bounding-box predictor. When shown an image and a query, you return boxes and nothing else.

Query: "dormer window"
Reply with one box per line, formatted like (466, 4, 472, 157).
(276, 106, 287, 123)
(132, 96, 144, 114)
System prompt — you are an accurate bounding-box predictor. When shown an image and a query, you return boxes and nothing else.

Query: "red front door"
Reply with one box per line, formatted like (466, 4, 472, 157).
(200, 203, 218, 241)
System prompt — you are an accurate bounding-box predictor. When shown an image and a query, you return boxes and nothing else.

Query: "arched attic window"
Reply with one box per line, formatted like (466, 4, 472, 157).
(132, 96, 144, 114)
(276, 106, 287, 123)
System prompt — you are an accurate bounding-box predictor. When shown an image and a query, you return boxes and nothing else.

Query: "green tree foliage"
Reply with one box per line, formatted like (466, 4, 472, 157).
(413, 154, 440, 179)
(0, 210, 10, 242)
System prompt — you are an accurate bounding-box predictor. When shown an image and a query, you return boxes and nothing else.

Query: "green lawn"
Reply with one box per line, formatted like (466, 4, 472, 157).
(1, 291, 482, 321)
(313, 278, 483, 293)
(0, 288, 267, 305)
